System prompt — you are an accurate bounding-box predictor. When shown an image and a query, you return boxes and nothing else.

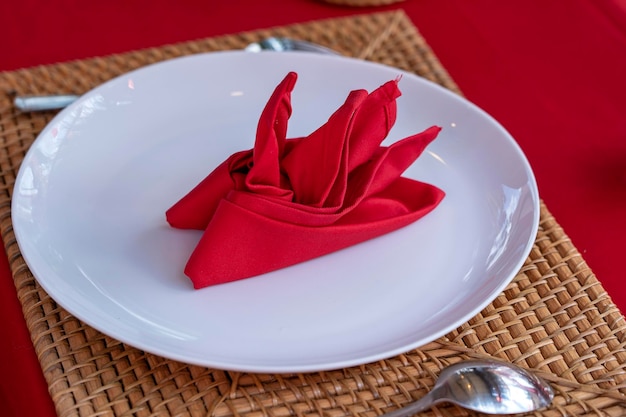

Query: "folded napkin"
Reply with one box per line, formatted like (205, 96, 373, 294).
(166, 72, 444, 288)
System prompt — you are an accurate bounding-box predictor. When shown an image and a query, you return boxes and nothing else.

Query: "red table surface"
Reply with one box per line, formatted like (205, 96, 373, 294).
(1, 1, 625, 416)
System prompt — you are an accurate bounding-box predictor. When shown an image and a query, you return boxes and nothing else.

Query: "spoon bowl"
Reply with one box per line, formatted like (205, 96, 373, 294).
(382, 360, 554, 416)
(245, 37, 340, 55)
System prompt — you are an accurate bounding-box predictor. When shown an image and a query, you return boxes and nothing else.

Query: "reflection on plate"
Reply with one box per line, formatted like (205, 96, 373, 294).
(12, 51, 539, 372)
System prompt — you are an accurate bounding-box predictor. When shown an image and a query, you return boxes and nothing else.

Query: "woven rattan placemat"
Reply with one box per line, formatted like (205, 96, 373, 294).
(1, 11, 625, 417)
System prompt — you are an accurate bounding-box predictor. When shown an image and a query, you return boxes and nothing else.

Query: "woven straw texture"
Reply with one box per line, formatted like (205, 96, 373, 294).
(1, 10, 625, 417)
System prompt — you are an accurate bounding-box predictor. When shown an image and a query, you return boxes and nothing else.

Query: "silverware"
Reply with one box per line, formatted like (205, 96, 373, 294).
(245, 37, 340, 55)
(12, 38, 339, 112)
(13, 94, 81, 112)
(381, 360, 554, 416)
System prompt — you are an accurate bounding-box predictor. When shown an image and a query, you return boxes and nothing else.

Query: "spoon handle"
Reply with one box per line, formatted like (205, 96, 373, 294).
(379, 391, 438, 417)
(14, 94, 79, 112)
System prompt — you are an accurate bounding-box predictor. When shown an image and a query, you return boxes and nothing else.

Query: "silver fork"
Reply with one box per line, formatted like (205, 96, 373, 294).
(13, 37, 339, 112)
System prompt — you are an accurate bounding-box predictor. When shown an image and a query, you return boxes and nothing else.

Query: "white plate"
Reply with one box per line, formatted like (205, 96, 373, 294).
(12, 51, 539, 373)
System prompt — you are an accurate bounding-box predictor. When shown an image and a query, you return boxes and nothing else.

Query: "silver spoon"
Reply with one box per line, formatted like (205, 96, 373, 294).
(13, 37, 339, 112)
(244, 37, 340, 55)
(381, 360, 554, 416)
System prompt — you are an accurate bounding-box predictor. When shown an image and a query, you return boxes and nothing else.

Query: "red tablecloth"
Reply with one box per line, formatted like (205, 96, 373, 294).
(2, 1, 625, 416)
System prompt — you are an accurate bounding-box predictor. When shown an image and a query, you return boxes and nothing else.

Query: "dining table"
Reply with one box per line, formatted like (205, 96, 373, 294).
(1, 1, 625, 416)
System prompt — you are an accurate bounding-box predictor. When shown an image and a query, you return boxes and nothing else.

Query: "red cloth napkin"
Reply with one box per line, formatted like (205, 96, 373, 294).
(166, 72, 444, 288)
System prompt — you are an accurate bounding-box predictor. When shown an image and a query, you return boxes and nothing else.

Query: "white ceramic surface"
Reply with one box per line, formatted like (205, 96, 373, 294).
(12, 51, 539, 372)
